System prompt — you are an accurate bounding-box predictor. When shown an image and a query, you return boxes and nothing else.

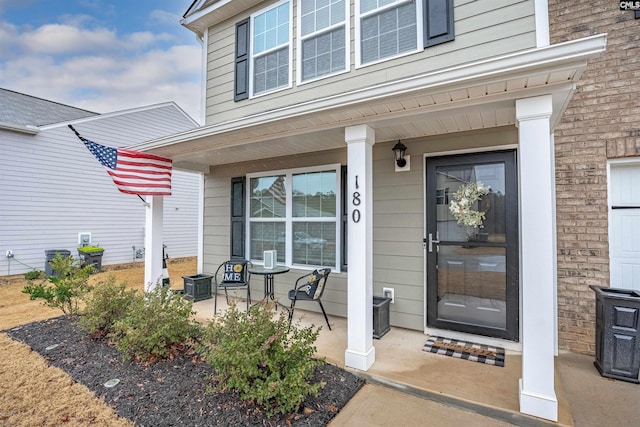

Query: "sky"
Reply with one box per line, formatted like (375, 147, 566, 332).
(0, 0, 202, 122)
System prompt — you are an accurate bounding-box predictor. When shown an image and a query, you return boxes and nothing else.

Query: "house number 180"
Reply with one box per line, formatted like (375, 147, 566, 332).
(352, 176, 361, 223)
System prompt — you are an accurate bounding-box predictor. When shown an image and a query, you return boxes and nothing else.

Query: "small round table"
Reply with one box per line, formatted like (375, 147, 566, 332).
(248, 265, 290, 301)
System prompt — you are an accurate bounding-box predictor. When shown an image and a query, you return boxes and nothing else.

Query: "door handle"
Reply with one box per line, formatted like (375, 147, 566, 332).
(428, 231, 440, 253)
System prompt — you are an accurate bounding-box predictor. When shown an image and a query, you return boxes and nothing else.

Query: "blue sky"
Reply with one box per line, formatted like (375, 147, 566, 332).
(0, 0, 202, 121)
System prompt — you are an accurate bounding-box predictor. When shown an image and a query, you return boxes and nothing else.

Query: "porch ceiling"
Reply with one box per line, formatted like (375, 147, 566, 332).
(132, 35, 606, 172)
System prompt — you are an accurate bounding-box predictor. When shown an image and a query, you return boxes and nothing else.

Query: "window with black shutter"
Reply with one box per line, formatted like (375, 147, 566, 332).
(234, 19, 250, 102)
(424, 0, 454, 47)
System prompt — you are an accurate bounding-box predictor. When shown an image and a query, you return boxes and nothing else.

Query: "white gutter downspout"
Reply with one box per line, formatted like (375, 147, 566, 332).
(535, 0, 550, 47)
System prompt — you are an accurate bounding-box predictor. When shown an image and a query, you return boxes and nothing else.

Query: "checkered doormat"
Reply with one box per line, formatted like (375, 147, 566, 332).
(423, 336, 505, 367)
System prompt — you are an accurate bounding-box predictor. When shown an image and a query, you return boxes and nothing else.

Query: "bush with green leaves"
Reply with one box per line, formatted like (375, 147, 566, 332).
(79, 276, 138, 338)
(24, 270, 44, 280)
(22, 254, 94, 317)
(110, 285, 200, 362)
(200, 302, 325, 416)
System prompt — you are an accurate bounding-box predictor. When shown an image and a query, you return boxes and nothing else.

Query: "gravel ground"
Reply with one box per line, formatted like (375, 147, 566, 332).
(6, 316, 365, 427)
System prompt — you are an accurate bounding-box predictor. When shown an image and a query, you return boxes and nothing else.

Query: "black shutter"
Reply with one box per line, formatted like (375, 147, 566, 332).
(341, 165, 348, 270)
(234, 18, 250, 101)
(424, 0, 454, 47)
(230, 177, 246, 258)
(636, 10, 640, 19)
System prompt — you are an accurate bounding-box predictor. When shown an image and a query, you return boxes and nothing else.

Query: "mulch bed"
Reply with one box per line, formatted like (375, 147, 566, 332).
(5, 317, 365, 426)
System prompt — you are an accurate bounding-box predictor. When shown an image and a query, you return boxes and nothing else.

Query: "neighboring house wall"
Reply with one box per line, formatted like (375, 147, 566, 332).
(0, 104, 200, 276)
(549, 2, 639, 354)
(204, 0, 536, 124)
(202, 126, 515, 330)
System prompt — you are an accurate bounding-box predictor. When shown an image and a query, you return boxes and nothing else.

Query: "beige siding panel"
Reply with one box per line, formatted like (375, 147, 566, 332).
(204, 0, 536, 124)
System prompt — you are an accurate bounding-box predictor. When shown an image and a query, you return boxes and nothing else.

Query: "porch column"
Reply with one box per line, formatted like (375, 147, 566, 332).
(344, 124, 376, 371)
(516, 95, 558, 421)
(144, 195, 164, 292)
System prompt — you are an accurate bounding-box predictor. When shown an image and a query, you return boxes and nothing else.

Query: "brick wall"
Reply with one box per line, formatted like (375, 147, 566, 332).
(549, 1, 640, 354)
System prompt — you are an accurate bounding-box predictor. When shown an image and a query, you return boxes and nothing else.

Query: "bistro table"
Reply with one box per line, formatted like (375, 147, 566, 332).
(248, 265, 290, 302)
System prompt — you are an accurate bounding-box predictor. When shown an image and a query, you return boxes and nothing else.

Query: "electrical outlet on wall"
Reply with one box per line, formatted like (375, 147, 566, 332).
(383, 287, 394, 303)
(5, 250, 14, 258)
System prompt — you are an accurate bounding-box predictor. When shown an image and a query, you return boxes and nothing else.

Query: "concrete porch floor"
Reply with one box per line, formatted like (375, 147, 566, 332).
(192, 295, 640, 426)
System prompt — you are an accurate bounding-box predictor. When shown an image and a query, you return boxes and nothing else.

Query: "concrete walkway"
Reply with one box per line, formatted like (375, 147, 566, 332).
(194, 296, 640, 426)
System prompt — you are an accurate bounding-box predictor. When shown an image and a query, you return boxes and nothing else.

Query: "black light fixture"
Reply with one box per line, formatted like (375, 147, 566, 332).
(392, 140, 407, 168)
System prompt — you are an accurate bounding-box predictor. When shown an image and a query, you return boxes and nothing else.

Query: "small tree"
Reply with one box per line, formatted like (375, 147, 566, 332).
(23, 254, 94, 318)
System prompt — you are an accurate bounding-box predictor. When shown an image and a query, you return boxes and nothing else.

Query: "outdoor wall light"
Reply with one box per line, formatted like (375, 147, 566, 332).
(392, 140, 408, 168)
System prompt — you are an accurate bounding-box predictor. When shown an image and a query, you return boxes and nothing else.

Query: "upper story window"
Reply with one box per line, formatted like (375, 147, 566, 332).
(248, 165, 340, 270)
(297, 0, 349, 83)
(356, 0, 422, 67)
(251, 1, 292, 96)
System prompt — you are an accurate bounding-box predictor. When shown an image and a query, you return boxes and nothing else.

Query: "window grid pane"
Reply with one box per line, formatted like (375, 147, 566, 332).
(292, 171, 337, 217)
(360, 1, 416, 64)
(301, 27, 345, 81)
(250, 222, 286, 262)
(250, 175, 286, 218)
(254, 48, 289, 95)
(292, 222, 336, 267)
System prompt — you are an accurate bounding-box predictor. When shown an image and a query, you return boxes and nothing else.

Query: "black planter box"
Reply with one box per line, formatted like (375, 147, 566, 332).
(373, 296, 391, 339)
(183, 274, 213, 302)
(590, 285, 640, 383)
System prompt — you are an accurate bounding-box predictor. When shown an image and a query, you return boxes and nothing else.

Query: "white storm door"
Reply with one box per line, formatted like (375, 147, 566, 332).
(609, 162, 640, 291)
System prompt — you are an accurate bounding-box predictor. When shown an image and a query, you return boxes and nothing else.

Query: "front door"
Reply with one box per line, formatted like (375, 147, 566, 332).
(426, 151, 519, 341)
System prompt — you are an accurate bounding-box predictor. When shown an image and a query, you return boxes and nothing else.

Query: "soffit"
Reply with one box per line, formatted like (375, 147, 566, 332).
(133, 35, 606, 171)
(181, 0, 261, 36)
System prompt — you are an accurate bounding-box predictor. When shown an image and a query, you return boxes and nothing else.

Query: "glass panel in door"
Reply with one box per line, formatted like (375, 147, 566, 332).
(426, 151, 518, 341)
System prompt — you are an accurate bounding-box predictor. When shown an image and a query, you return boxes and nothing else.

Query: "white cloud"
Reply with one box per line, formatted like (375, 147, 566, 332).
(0, 14, 202, 122)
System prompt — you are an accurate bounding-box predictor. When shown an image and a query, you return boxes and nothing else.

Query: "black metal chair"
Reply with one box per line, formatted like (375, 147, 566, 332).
(213, 259, 252, 314)
(287, 268, 331, 330)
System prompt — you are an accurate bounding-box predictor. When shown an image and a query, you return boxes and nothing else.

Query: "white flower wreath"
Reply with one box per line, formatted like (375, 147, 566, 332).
(449, 181, 491, 229)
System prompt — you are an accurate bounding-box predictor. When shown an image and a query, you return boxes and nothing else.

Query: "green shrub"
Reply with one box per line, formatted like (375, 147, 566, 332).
(200, 303, 325, 416)
(22, 254, 94, 318)
(24, 270, 44, 280)
(79, 276, 138, 337)
(110, 286, 200, 362)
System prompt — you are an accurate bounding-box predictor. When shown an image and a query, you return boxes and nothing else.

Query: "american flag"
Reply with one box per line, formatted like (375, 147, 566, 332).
(71, 126, 172, 196)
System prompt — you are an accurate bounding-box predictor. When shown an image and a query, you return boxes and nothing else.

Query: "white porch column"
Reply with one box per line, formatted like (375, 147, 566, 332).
(144, 195, 164, 292)
(344, 124, 375, 371)
(516, 95, 558, 422)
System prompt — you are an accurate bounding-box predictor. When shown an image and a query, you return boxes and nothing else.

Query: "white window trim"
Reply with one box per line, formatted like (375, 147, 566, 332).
(354, 0, 423, 69)
(249, 0, 293, 98)
(246, 164, 342, 272)
(296, 0, 351, 85)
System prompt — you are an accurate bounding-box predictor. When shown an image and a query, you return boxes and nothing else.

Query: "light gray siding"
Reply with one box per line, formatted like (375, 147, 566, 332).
(204, 0, 536, 124)
(202, 127, 516, 330)
(0, 104, 200, 276)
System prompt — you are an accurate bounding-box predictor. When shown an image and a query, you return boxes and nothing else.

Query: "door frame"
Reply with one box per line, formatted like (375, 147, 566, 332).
(424, 149, 520, 341)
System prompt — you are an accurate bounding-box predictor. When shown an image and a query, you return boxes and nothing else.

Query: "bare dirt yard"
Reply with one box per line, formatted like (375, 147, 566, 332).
(1, 258, 363, 426)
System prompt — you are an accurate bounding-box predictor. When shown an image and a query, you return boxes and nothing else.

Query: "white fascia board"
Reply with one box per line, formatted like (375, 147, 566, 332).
(39, 102, 199, 131)
(0, 121, 39, 134)
(134, 34, 607, 152)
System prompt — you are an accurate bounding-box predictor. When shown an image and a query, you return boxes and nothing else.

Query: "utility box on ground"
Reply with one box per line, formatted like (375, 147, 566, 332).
(590, 285, 640, 384)
(183, 274, 213, 302)
(44, 249, 71, 277)
(373, 296, 391, 339)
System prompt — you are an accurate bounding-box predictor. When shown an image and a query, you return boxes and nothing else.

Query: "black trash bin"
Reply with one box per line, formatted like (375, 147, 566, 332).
(373, 296, 391, 339)
(44, 249, 71, 277)
(77, 247, 104, 272)
(590, 285, 640, 383)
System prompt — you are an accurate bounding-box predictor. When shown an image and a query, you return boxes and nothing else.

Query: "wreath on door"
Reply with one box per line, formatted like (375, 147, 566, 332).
(449, 181, 491, 229)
